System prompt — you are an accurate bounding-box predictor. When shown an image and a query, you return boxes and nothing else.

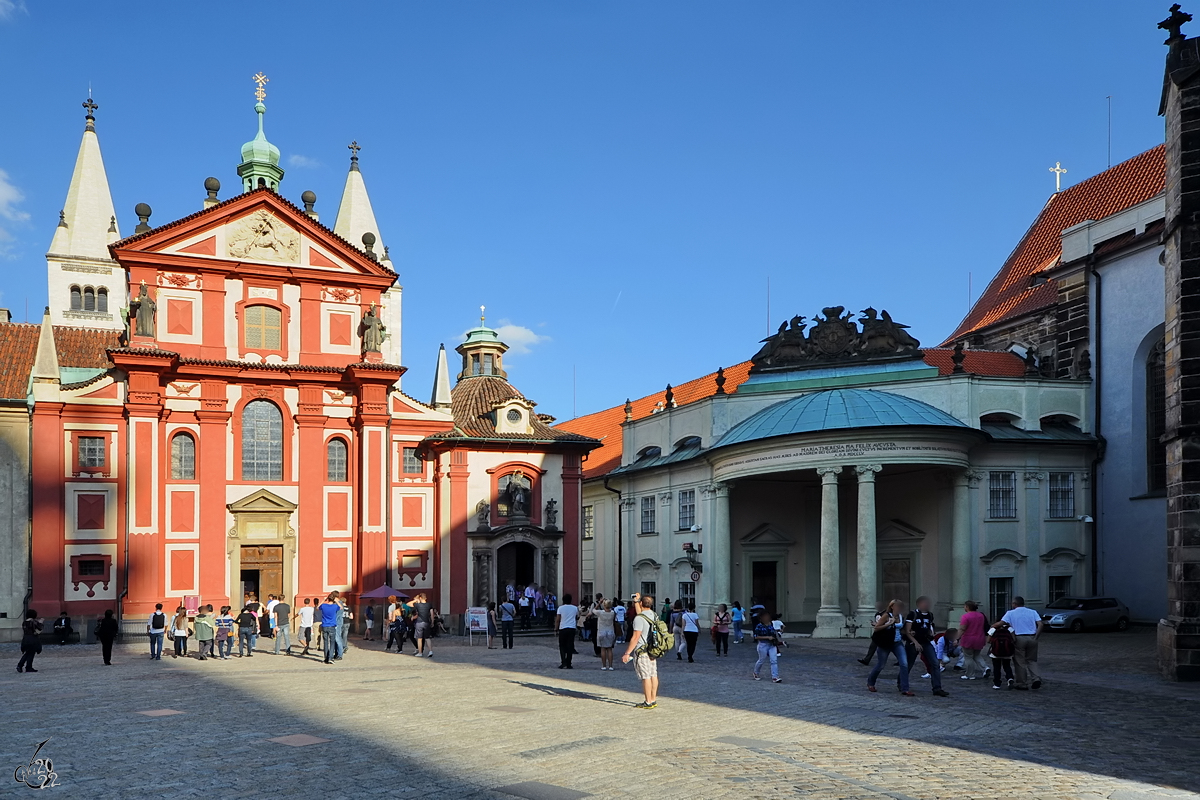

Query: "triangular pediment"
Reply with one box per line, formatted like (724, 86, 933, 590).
(228, 488, 297, 513)
(740, 523, 795, 546)
(878, 519, 926, 541)
(111, 188, 395, 282)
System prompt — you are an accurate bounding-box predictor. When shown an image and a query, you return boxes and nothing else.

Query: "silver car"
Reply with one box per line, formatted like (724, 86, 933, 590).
(1040, 596, 1130, 632)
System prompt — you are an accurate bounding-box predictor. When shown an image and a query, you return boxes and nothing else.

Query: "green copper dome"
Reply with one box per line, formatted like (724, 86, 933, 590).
(237, 101, 284, 193)
(462, 324, 502, 345)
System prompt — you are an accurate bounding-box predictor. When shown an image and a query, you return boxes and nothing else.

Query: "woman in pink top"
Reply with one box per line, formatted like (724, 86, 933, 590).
(958, 600, 989, 680)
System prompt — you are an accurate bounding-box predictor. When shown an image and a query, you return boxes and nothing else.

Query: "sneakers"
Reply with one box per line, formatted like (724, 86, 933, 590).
(992, 684, 1002, 690)
(752, 673, 761, 681)
(933, 688, 950, 697)
(772, 678, 783, 683)
(633, 701, 657, 709)
(920, 673, 931, 679)
(960, 675, 975, 680)
(1007, 678, 1015, 688)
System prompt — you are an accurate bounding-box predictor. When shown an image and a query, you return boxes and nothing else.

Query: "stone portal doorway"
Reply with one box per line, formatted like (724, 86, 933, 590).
(241, 545, 283, 602)
(498, 541, 537, 589)
(752, 560, 778, 615)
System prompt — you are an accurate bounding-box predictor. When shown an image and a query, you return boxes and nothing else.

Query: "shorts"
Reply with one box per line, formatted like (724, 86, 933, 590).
(414, 621, 430, 638)
(634, 652, 658, 680)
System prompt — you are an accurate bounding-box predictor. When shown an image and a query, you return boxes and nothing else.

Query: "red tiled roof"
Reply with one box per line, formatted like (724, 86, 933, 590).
(560, 350, 1028, 480)
(922, 348, 1026, 377)
(941, 145, 1165, 345)
(0, 323, 121, 401)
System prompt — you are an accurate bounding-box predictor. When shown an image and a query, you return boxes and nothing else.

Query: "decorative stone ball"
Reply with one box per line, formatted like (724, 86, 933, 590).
(301, 190, 316, 205)
(361, 231, 377, 248)
(204, 176, 221, 193)
(134, 202, 152, 218)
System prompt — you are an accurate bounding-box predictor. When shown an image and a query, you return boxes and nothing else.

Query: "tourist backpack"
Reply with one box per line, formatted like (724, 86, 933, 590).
(638, 612, 674, 658)
(151, 611, 166, 630)
(989, 626, 1016, 659)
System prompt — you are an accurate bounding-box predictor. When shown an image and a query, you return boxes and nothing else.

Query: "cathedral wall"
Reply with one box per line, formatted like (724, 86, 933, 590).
(0, 403, 30, 641)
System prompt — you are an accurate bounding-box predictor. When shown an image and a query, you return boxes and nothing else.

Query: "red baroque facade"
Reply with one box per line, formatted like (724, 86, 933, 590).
(24, 188, 597, 628)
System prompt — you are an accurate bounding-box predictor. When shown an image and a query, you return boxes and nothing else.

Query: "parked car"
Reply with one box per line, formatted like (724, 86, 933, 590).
(1040, 597, 1130, 632)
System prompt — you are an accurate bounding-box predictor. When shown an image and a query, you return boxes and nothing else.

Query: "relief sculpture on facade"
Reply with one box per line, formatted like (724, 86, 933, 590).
(227, 210, 300, 262)
(752, 305, 922, 371)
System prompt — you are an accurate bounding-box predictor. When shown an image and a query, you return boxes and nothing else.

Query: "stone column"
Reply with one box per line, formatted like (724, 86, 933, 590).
(854, 465, 881, 629)
(813, 466, 845, 637)
(951, 471, 972, 609)
(709, 482, 731, 609)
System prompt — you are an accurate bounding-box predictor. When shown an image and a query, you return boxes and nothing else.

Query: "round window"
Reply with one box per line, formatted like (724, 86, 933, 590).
(507, 409, 522, 423)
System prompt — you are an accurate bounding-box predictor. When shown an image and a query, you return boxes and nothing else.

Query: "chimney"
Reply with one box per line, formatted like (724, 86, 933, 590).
(0, 309, 10, 323)
(1159, 2, 1200, 682)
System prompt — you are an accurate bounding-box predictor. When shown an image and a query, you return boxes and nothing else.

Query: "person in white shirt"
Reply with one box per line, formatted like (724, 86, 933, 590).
(298, 599, 315, 656)
(614, 601, 627, 644)
(680, 602, 701, 662)
(555, 593, 579, 669)
(1000, 596, 1044, 690)
(146, 603, 168, 660)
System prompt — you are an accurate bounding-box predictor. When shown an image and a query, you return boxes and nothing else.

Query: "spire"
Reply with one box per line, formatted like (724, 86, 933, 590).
(334, 141, 384, 255)
(48, 97, 119, 259)
(431, 344, 452, 411)
(237, 72, 284, 193)
(32, 307, 60, 384)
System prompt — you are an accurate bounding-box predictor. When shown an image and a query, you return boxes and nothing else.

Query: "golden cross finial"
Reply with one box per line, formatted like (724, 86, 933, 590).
(252, 72, 269, 102)
(1049, 161, 1068, 193)
(480, 305, 486, 325)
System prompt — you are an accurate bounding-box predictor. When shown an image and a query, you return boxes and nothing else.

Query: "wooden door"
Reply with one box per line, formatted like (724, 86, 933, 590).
(241, 546, 284, 599)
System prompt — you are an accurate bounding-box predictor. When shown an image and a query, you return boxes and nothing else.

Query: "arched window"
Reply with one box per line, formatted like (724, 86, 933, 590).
(241, 400, 283, 481)
(1147, 339, 1167, 493)
(244, 305, 283, 350)
(83, 287, 95, 312)
(69, 285, 81, 311)
(97, 287, 108, 313)
(170, 432, 196, 480)
(326, 438, 348, 482)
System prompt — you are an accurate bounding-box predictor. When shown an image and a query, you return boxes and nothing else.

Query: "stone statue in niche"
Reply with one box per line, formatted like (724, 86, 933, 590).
(227, 210, 300, 262)
(358, 304, 386, 354)
(130, 281, 156, 337)
(504, 471, 530, 518)
(544, 499, 558, 528)
(476, 499, 491, 530)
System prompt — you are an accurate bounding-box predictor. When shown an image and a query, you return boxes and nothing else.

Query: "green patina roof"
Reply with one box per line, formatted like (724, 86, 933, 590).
(241, 102, 280, 165)
(712, 388, 968, 449)
(462, 325, 501, 345)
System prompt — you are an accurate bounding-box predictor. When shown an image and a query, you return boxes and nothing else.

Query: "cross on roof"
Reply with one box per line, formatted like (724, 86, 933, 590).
(82, 97, 98, 117)
(1049, 161, 1068, 193)
(1160, 3, 1193, 39)
(348, 140, 361, 160)
(252, 72, 269, 102)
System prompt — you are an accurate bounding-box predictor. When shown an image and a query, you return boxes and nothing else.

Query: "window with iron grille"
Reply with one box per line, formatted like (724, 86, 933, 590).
(1047, 472, 1075, 518)
(170, 433, 195, 480)
(640, 581, 657, 599)
(677, 489, 696, 530)
(243, 304, 283, 350)
(1048, 575, 1072, 604)
(78, 559, 105, 576)
(78, 436, 106, 469)
(402, 447, 423, 475)
(582, 505, 595, 539)
(1148, 339, 1167, 492)
(241, 400, 283, 481)
(326, 438, 348, 482)
(581, 582, 593, 605)
(678, 581, 696, 608)
(989, 577, 1013, 624)
(988, 471, 1017, 519)
(640, 496, 656, 534)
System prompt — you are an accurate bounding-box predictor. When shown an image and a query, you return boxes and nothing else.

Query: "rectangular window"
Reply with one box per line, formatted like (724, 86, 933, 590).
(402, 447, 423, 475)
(78, 559, 105, 576)
(678, 489, 696, 530)
(640, 581, 657, 599)
(1048, 575, 1072, 604)
(581, 582, 594, 604)
(483, 354, 494, 375)
(989, 577, 1013, 624)
(640, 496, 656, 534)
(244, 304, 283, 350)
(678, 581, 696, 609)
(1148, 341, 1167, 492)
(78, 436, 106, 469)
(988, 471, 1017, 519)
(582, 505, 595, 539)
(1047, 472, 1075, 518)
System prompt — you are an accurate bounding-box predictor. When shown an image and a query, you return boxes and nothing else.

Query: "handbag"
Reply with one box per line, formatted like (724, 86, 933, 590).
(870, 621, 896, 648)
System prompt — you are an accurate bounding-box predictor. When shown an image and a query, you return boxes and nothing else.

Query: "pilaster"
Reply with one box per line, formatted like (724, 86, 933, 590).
(813, 466, 845, 637)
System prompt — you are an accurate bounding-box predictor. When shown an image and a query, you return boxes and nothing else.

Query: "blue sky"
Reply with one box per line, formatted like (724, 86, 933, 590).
(0, 2, 1172, 419)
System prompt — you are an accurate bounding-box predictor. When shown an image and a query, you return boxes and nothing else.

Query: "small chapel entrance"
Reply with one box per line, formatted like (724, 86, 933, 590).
(241, 545, 283, 602)
(498, 541, 537, 588)
(227, 490, 297, 607)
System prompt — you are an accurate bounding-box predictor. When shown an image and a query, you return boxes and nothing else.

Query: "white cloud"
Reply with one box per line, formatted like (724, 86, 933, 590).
(0, 1, 27, 22)
(287, 154, 321, 169)
(0, 169, 29, 258)
(494, 321, 550, 355)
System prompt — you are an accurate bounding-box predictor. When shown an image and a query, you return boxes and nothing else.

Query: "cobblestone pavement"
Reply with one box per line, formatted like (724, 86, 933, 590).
(2, 628, 1199, 799)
